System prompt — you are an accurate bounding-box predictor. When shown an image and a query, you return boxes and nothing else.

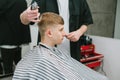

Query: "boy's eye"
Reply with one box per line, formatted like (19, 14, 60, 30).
(60, 29, 62, 31)
(60, 28, 63, 31)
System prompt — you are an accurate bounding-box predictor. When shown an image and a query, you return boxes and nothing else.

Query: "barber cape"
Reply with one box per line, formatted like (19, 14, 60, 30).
(13, 43, 109, 80)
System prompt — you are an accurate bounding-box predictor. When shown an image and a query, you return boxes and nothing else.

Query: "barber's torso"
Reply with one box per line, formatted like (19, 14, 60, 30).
(0, 0, 31, 45)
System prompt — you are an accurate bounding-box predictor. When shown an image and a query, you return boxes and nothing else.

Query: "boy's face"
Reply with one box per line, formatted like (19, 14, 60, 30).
(51, 24, 66, 45)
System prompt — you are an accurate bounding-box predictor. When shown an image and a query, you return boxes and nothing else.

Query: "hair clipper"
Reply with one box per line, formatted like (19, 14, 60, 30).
(31, 1, 38, 10)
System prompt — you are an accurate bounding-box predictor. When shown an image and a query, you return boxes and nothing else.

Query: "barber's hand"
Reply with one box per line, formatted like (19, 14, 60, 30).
(66, 25, 87, 42)
(66, 30, 81, 42)
(20, 6, 40, 25)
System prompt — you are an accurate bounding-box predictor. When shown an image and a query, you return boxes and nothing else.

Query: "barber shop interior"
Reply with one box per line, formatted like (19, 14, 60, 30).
(0, 0, 120, 80)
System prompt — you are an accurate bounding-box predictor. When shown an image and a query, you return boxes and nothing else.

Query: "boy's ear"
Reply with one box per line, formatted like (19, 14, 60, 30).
(46, 29, 52, 37)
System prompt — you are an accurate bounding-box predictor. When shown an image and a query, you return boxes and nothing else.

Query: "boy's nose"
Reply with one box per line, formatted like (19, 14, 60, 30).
(63, 31, 67, 37)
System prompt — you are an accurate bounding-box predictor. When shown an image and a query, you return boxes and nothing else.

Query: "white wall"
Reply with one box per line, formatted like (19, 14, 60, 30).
(22, 24, 38, 57)
(90, 35, 120, 80)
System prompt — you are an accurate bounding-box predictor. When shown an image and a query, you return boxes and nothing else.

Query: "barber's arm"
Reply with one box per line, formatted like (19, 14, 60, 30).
(20, 6, 40, 25)
(66, 0, 93, 42)
(66, 25, 87, 42)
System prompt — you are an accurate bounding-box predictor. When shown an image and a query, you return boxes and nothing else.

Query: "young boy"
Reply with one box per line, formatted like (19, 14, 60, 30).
(13, 12, 108, 80)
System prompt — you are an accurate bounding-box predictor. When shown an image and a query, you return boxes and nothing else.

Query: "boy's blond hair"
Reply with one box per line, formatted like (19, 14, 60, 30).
(37, 12, 64, 37)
